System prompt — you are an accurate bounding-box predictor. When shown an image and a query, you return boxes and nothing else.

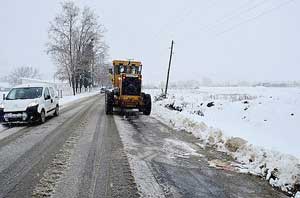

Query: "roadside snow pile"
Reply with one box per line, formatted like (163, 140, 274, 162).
(59, 90, 99, 108)
(148, 87, 300, 196)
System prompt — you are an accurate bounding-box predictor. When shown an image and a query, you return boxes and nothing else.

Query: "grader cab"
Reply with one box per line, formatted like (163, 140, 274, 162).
(105, 60, 151, 115)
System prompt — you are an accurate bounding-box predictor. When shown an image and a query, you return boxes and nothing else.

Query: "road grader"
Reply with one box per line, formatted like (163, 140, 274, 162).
(105, 60, 151, 115)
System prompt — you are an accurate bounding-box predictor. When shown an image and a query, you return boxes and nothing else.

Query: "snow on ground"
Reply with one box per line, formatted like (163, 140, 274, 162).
(59, 90, 99, 108)
(162, 138, 203, 159)
(147, 87, 300, 196)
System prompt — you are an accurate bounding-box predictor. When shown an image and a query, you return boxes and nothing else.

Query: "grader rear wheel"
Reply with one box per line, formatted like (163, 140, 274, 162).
(105, 91, 114, 115)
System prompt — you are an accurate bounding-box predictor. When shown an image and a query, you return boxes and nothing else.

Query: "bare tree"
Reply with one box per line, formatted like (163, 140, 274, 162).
(95, 63, 111, 87)
(7, 66, 41, 85)
(47, 1, 108, 95)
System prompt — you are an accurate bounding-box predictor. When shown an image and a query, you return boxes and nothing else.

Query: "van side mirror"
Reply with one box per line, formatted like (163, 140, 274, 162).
(2, 94, 5, 100)
(45, 95, 51, 100)
(109, 68, 113, 74)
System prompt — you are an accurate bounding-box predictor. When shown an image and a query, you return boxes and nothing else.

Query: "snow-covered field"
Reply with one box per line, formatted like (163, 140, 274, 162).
(147, 87, 300, 196)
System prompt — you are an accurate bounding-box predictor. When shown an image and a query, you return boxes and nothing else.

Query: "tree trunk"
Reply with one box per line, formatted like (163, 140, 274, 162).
(71, 75, 76, 96)
(79, 78, 82, 93)
(69, 77, 72, 87)
(75, 76, 79, 93)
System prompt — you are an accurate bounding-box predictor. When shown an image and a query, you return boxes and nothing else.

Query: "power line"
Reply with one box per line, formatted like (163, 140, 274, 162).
(197, 0, 270, 33)
(151, 1, 220, 66)
(152, 0, 219, 42)
(213, 0, 296, 37)
(149, 0, 296, 76)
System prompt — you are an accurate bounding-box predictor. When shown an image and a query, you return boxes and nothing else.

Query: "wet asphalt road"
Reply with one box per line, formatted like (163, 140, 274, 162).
(0, 94, 288, 198)
(115, 115, 288, 198)
(0, 95, 138, 198)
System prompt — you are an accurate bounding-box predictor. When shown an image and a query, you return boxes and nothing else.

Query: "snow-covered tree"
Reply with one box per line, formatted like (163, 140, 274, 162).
(47, 1, 108, 95)
(7, 66, 41, 85)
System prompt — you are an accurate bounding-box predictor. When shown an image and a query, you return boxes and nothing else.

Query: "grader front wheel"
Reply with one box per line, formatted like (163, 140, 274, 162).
(143, 94, 152, 115)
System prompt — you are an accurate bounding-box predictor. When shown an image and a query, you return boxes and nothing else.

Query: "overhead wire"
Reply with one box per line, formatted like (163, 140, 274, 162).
(213, 0, 296, 37)
(149, 0, 296, 76)
(152, 0, 220, 68)
(195, 0, 270, 33)
(152, 0, 219, 41)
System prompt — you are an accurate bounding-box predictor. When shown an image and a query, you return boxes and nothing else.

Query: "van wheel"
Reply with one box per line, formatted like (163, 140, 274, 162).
(40, 110, 46, 124)
(1, 123, 10, 128)
(54, 105, 59, 117)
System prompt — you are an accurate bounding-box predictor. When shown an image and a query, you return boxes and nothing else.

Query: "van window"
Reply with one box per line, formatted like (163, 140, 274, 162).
(49, 87, 55, 97)
(44, 88, 51, 99)
(6, 87, 43, 100)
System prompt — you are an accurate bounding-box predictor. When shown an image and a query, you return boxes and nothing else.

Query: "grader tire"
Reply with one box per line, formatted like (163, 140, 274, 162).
(143, 94, 152, 115)
(105, 91, 114, 115)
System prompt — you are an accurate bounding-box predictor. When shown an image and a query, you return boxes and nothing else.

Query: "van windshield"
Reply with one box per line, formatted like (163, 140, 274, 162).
(6, 87, 43, 100)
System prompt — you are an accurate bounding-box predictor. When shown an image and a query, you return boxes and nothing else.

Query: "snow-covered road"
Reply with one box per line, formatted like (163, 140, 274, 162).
(0, 90, 293, 197)
(0, 94, 138, 197)
(115, 114, 287, 197)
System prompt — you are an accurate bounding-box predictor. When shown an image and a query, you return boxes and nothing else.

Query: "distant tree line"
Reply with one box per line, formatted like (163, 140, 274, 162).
(47, 1, 109, 95)
(143, 78, 300, 89)
(2, 66, 41, 86)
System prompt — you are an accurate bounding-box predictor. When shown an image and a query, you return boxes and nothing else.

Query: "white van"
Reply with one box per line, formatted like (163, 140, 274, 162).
(0, 83, 59, 124)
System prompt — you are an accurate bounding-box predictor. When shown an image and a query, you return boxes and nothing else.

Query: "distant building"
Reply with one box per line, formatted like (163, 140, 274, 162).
(0, 82, 11, 92)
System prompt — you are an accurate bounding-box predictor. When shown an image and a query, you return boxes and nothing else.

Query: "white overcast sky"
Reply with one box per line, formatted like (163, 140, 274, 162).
(0, 0, 299, 84)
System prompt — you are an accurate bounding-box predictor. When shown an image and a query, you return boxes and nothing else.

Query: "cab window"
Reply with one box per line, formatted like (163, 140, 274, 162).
(114, 65, 119, 74)
(119, 65, 125, 73)
(114, 65, 125, 74)
(130, 66, 136, 74)
(130, 66, 141, 74)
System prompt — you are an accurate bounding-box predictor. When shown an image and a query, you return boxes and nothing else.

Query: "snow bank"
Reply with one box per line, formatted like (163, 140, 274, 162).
(59, 90, 99, 108)
(148, 87, 300, 196)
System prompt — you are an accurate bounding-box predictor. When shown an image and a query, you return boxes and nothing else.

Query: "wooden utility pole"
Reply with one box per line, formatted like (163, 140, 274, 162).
(165, 40, 174, 96)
